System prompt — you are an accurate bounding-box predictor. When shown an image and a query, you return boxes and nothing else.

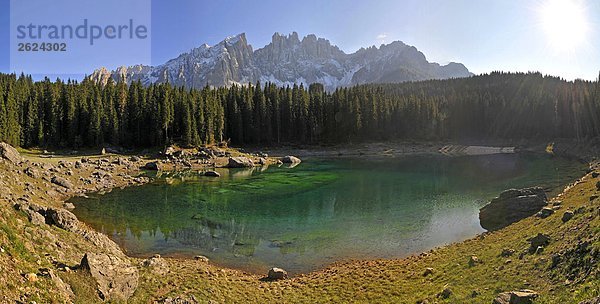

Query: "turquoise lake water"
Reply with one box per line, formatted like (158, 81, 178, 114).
(71, 153, 586, 274)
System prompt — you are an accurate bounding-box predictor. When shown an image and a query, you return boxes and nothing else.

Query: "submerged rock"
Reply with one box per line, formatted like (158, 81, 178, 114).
(227, 157, 254, 168)
(204, 170, 220, 177)
(479, 187, 547, 231)
(80, 252, 139, 301)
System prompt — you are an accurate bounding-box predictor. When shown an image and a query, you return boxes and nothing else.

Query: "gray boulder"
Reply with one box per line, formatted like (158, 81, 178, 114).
(527, 233, 550, 253)
(161, 295, 199, 304)
(438, 287, 452, 299)
(493, 290, 538, 304)
(500, 248, 515, 257)
(141, 254, 169, 275)
(51, 176, 74, 189)
(80, 252, 139, 301)
(267, 267, 288, 280)
(194, 255, 209, 262)
(562, 210, 574, 223)
(536, 207, 554, 218)
(47, 208, 80, 232)
(479, 187, 547, 231)
(227, 157, 254, 168)
(143, 161, 162, 171)
(14, 201, 48, 226)
(24, 167, 40, 178)
(27, 209, 47, 226)
(0, 142, 22, 164)
(281, 155, 301, 164)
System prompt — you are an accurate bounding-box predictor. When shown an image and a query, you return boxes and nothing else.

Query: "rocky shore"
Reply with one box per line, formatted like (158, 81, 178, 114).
(0, 142, 293, 302)
(0, 141, 598, 303)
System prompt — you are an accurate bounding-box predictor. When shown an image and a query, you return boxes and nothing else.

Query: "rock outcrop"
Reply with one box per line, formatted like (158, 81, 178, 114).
(90, 32, 472, 91)
(0, 142, 22, 164)
(47, 208, 80, 232)
(479, 187, 548, 231)
(14, 202, 126, 257)
(80, 252, 139, 301)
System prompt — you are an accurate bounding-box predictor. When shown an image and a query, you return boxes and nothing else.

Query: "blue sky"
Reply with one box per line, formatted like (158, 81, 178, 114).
(1, 0, 599, 80)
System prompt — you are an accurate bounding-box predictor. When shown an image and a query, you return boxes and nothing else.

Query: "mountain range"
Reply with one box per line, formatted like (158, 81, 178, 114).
(90, 32, 472, 90)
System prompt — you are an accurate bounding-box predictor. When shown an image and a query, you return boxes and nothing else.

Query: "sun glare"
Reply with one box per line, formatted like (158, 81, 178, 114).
(539, 0, 590, 53)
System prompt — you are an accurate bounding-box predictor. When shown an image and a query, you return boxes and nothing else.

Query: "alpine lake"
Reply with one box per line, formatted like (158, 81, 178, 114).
(70, 153, 587, 274)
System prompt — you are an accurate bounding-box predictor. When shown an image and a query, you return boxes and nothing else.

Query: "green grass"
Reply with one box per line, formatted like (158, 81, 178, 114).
(0, 221, 32, 263)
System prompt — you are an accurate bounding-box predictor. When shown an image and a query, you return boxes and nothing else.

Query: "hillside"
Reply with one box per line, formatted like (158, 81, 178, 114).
(0, 72, 599, 150)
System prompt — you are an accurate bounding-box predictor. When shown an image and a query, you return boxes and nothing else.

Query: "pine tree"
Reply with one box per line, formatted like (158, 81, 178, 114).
(88, 86, 103, 146)
(0, 80, 7, 143)
(103, 79, 119, 145)
(116, 78, 129, 144)
(159, 84, 173, 146)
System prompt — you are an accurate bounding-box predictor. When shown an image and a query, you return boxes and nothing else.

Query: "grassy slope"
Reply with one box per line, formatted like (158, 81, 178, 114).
(0, 149, 598, 303)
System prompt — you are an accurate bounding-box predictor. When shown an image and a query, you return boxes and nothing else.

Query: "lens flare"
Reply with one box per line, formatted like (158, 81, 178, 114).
(539, 0, 590, 53)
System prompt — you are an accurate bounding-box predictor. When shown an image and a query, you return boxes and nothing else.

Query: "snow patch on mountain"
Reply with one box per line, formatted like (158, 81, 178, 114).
(90, 32, 472, 91)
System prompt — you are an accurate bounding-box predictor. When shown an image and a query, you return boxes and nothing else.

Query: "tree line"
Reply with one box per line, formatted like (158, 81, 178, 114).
(0, 71, 599, 149)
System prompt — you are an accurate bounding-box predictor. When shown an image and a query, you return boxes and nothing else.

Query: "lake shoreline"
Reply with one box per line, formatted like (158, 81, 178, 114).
(0, 140, 598, 303)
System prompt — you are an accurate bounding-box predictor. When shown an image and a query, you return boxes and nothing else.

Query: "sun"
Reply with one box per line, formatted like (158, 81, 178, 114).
(538, 0, 590, 53)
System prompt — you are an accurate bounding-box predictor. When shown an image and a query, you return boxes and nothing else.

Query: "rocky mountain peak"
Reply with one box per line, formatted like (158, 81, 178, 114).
(91, 32, 472, 90)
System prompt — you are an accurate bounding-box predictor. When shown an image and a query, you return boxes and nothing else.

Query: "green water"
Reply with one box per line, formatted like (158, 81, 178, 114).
(70, 153, 586, 274)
